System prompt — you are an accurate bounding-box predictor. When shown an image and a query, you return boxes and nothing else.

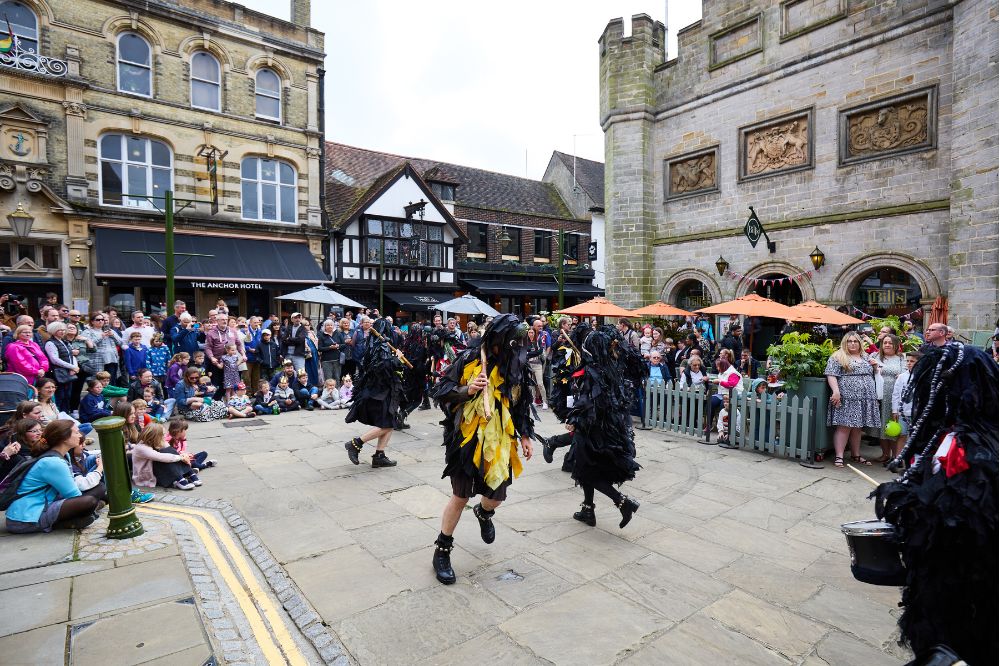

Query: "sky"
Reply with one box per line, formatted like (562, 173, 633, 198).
(240, 1, 703, 179)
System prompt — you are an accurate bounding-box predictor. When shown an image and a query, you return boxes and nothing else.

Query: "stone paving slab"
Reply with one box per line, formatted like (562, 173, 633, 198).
(70, 556, 193, 619)
(70, 599, 207, 665)
(0, 577, 71, 637)
(0, 530, 75, 570)
(0, 623, 68, 666)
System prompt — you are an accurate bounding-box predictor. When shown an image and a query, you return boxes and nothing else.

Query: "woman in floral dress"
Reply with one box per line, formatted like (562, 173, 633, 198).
(825, 331, 881, 468)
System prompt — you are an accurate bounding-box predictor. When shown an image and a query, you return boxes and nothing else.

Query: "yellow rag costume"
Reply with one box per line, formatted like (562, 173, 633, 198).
(458, 359, 523, 490)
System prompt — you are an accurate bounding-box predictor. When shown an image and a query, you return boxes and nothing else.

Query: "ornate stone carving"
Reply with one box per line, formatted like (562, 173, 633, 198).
(62, 102, 88, 118)
(739, 109, 814, 181)
(0, 163, 13, 190)
(305, 146, 321, 158)
(840, 87, 936, 165)
(665, 147, 719, 199)
(0, 163, 47, 192)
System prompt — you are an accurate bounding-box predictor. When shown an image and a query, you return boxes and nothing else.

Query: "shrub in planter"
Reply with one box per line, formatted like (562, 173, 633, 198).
(766, 332, 835, 391)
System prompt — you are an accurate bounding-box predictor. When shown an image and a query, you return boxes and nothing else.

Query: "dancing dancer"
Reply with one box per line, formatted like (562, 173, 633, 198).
(542, 320, 589, 468)
(873, 342, 997, 665)
(344, 319, 406, 468)
(566, 325, 646, 529)
(396, 324, 432, 430)
(430, 314, 535, 585)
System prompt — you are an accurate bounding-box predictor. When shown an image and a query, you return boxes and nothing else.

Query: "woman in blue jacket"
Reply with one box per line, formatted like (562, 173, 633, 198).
(5, 420, 102, 533)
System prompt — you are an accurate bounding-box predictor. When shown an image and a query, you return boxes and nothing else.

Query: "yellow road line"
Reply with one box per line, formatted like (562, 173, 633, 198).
(138, 505, 307, 666)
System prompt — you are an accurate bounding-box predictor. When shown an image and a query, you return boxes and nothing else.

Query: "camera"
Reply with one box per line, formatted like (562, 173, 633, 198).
(1, 294, 22, 315)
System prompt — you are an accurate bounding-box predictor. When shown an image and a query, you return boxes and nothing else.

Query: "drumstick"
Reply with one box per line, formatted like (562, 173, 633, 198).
(846, 463, 880, 488)
(369, 329, 414, 368)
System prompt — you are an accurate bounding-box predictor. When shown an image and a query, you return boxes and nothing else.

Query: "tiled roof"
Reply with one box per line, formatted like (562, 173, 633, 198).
(552, 151, 605, 208)
(325, 142, 576, 228)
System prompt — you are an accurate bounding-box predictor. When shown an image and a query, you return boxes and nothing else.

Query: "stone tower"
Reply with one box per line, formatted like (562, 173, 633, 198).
(598, 15, 664, 308)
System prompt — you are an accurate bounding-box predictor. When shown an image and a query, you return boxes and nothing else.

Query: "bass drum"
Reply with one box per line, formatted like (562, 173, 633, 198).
(841, 519, 906, 586)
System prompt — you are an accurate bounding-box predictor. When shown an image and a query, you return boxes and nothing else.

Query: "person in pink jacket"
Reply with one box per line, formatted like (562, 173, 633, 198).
(4, 324, 49, 382)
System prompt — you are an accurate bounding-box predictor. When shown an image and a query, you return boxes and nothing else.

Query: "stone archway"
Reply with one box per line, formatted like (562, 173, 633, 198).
(735, 261, 817, 301)
(829, 253, 941, 305)
(660, 269, 722, 308)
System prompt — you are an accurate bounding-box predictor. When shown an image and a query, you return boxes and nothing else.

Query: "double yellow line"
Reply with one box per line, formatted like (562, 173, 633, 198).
(138, 503, 309, 666)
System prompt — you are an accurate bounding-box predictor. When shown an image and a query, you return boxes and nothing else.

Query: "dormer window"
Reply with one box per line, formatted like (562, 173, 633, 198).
(429, 182, 455, 201)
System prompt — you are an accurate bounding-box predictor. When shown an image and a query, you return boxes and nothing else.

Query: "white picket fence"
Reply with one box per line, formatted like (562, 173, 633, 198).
(643, 379, 817, 462)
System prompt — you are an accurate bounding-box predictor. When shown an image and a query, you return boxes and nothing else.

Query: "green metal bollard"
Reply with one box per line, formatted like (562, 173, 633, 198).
(92, 416, 144, 539)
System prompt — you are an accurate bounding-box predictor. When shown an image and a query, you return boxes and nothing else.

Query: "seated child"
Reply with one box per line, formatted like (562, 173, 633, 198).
(132, 422, 200, 491)
(717, 394, 731, 444)
(165, 418, 215, 470)
(198, 373, 217, 404)
(316, 379, 341, 410)
(274, 376, 299, 412)
(227, 382, 254, 418)
(296, 370, 320, 411)
(97, 370, 128, 406)
(253, 380, 279, 415)
(750, 378, 782, 442)
(79, 378, 112, 423)
(143, 385, 165, 421)
(339, 375, 354, 407)
(67, 431, 105, 497)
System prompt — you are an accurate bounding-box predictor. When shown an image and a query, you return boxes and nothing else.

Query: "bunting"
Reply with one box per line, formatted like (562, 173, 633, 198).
(722, 268, 815, 287)
(847, 305, 924, 321)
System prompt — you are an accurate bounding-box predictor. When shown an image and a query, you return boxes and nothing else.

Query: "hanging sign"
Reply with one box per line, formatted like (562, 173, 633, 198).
(743, 206, 776, 253)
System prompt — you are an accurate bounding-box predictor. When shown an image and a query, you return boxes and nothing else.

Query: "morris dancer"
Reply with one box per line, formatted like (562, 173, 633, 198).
(430, 314, 534, 585)
(565, 325, 646, 528)
(344, 319, 406, 468)
(874, 342, 997, 666)
(396, 323, 431, 430)
(542, 320, 589, 468)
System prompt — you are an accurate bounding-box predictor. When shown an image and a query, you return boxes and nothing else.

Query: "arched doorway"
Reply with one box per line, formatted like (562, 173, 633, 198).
(674, 279, 714, 311)
(749, 273, 803, 357)
(850, 267, 923, 323)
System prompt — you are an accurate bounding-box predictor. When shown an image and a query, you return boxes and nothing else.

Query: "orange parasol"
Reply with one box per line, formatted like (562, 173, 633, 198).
(695, 293, 821, 322)
(788, 300, 865, 325)
(628, 301, 694, 318)
(556, 296, 637, 318)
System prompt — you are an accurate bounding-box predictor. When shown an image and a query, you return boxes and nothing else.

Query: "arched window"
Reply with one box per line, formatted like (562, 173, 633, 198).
(117, 32, 152, 96)
(99, 134, 172, 208)
(190, 51, 220, 111)
(255, 68, 281, 121)
(241, 157, 296, 223)
(675, 279, 713, 311)
(0, 1, 38, 53)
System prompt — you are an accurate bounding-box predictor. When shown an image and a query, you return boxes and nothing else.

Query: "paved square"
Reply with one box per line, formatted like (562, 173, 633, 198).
(177, 405, 909, 664)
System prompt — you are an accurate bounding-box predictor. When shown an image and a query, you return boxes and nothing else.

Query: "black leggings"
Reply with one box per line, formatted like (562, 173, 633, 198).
(53, 483, 105, 529)
(581, 479, 622, 508)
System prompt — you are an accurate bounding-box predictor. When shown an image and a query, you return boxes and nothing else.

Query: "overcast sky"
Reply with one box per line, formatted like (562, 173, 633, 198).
(241, 1, 702, 179)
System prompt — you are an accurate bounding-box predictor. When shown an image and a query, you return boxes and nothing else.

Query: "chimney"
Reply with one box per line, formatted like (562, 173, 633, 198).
(290, 0, 310, 27)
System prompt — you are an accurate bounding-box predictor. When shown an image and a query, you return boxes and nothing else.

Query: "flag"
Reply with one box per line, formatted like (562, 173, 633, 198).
(0, 16, 14, 54)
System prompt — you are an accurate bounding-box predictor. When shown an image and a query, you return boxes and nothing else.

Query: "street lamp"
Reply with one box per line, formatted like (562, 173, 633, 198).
(715, 255, 729, 276)
(494, 225, 512, 245)
(6, 202, 34, 237)
(809, 246, 826, 270)
(70, 253, 87, 281)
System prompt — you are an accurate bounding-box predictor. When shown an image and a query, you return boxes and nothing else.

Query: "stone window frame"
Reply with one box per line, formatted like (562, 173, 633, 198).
(190, 51, 222, 113)
(240, 155, 297, 224)
(779, 0, 848, 43)
(737, 107, 815, 183)
(116, 31, 154, 98)
(664, 145, 720, 201)
(837, 85, 938, 167)
(708, 13, 763, 71)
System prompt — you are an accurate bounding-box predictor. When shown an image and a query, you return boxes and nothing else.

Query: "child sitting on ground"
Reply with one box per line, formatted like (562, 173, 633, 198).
(316, 378, 341, 410)
(227, 382, 254, 418)
(124, 331, 149, 382)
(96, 370, 128, 407)
(274, 376, 299, 412)
(113, 401, 156, 504)
(145, 333, 170, 386)
(143, 386, 165, 421)
(296, 370, 320, 411)
(253, 380, 279, 415)
(132, 398, 154, 427)
(221, 343, 243, 401)
(165, 418, 215, 470)
(339, 375, 353, 406)
(79, 378, 112, 424)
(132, 422, 200, 491)
(67, 431, 104, 495)
(198, 373, 217, 403)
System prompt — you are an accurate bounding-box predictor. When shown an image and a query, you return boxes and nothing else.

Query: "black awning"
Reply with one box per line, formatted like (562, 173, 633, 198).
(386, 292, 448, 310)
(94, 228, 327, 283)
(462, 279, 603, 298)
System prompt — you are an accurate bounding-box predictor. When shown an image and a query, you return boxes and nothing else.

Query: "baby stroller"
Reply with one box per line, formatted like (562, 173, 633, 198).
(0, 372, 31, 427)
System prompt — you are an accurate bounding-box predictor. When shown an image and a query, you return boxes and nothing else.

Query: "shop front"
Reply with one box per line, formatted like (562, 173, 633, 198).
(93, 227, 327, 318)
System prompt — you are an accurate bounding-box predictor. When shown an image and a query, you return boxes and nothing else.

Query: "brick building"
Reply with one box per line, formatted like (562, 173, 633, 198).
(599, 1, 998, 344)
(0, 0, 326, 318)
(326, 141, 601, 321)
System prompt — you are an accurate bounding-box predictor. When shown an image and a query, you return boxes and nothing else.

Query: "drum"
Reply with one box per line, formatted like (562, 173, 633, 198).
(840, 519, 906, 586)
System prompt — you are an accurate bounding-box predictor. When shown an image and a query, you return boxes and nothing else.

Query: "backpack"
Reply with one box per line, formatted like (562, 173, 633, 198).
(0, 449, 62, 510)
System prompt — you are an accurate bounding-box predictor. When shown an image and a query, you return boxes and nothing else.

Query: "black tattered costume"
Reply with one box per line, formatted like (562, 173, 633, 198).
(872, 343, 997, 665)
(343, 319, 404, 467)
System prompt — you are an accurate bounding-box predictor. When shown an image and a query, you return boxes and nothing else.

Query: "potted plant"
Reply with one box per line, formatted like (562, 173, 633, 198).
(766, 332, 836, 459)
(867, 314, 923, 352)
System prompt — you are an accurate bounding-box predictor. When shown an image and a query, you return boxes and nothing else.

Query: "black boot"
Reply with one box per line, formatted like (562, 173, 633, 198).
(472, 503, 495, 544)
(371, 450, 397, 468)
(573, 503, 596, 527)
(616, 495, 639, 529)
(393, 414, 404, 431)
(432, 533, 456, 585)
(345, 437, 362, 465)
(418, 395, 431, 410)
